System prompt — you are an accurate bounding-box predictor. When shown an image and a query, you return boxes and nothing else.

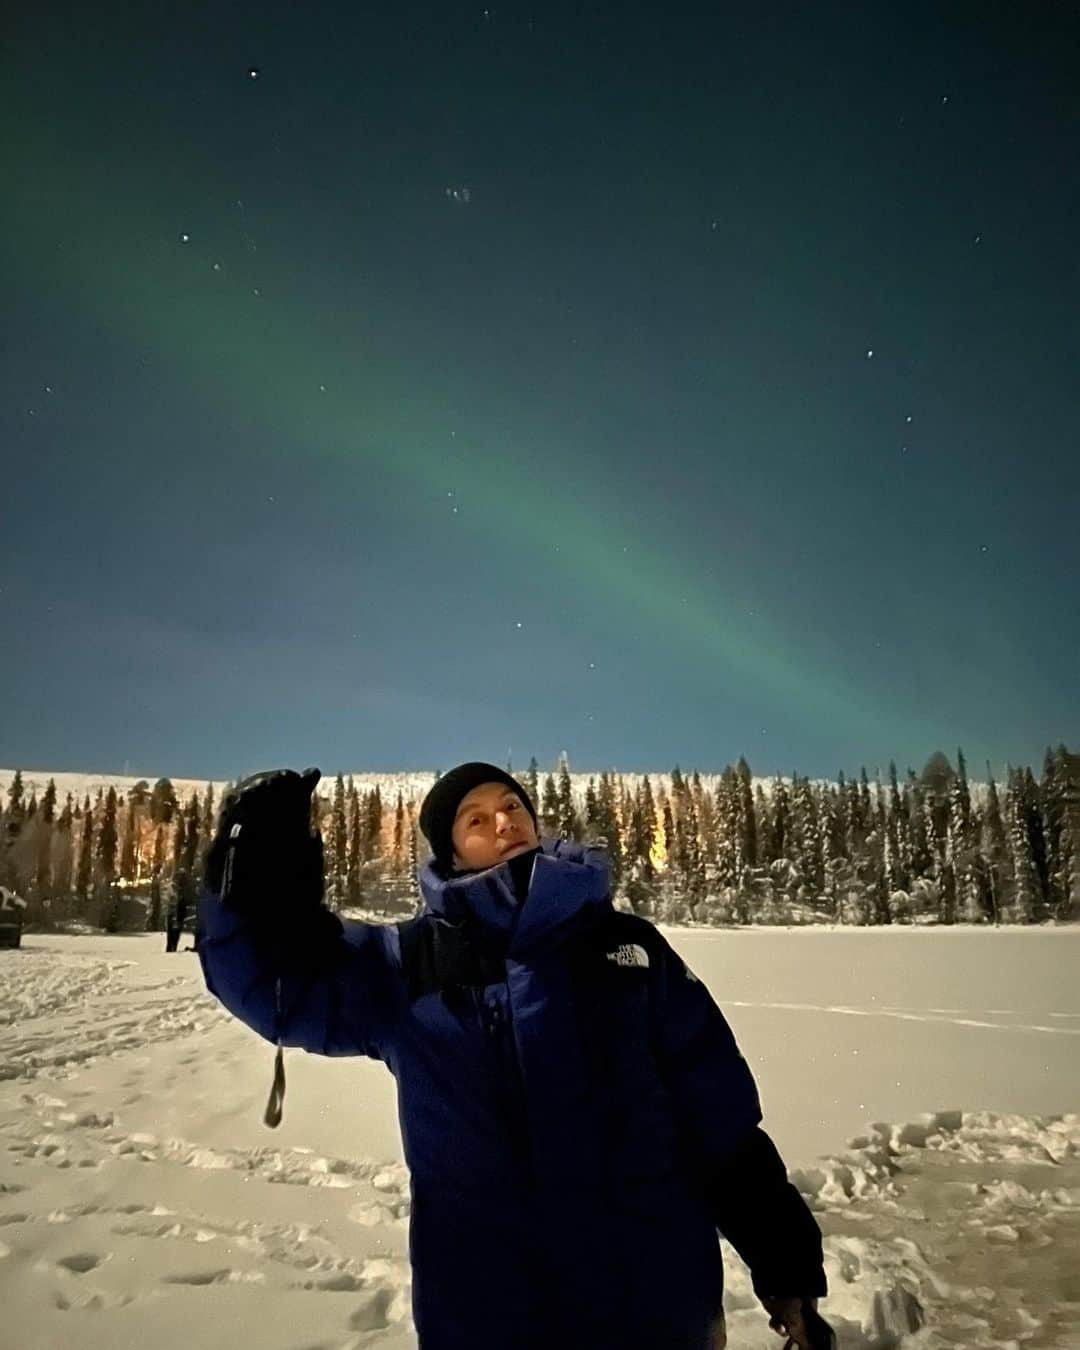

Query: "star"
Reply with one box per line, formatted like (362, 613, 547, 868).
(866, 349, 874, 359)
(905, 414, 913, 423)
(319, 384, 326, 392)
(212, 262, 222, 271)
(248, 67, 260, 80)
(179, 232, 190, 243)
(515, 621, 523, 629)
(588, 662, 596, 670)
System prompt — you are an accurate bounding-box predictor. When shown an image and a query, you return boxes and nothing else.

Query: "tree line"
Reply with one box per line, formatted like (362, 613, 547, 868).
(0, 774, 415, 935)
(2, 743, 1078, 933)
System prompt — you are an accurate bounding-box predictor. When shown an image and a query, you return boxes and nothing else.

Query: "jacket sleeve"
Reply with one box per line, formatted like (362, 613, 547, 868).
(197, 890, 400, 1060)
(648, 930, 827, 1299)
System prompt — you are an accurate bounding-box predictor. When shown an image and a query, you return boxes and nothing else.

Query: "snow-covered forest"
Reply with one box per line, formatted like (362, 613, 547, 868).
(2, 744, 1078, 934)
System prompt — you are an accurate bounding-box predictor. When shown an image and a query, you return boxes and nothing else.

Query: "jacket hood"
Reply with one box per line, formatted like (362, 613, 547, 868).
(417, 836, 612, 961)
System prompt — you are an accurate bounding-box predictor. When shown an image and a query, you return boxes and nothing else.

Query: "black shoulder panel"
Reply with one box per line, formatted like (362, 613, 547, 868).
(395, 915, 506, 1001)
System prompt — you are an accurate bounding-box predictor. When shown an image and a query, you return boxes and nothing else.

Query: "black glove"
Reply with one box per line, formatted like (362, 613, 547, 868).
(204, 767, 324, 915)
(760, 1297, 836, 1350)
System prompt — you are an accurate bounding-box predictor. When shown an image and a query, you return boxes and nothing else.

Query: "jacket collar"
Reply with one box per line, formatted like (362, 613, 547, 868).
(417, 837, 612, 960)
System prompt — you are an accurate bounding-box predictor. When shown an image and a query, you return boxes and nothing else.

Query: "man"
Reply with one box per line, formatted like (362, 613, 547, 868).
(198, 762, 833, 1350)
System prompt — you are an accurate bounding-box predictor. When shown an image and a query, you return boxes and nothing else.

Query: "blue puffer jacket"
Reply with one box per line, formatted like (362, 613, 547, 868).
(197, 837, 825, 1349)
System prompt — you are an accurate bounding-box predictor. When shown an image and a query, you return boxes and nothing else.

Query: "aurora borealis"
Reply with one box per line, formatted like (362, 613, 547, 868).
(2, 4, 1077, 780)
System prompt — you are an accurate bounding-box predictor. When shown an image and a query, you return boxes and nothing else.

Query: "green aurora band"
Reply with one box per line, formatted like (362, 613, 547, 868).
(4, 100, 974, 768)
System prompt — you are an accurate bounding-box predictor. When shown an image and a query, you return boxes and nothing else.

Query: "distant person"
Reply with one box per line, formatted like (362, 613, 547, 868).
(197, 763, 833, 1350)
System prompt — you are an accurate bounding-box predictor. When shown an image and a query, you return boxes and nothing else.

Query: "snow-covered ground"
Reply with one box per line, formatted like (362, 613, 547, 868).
(0, 927, 1076, 1349)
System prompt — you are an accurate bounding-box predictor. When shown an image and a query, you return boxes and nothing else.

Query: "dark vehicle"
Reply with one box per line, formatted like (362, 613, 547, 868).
(0, 887, 26, 948)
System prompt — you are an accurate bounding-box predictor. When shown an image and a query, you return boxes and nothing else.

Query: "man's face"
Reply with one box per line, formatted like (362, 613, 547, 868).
(451, 782, 539, 872)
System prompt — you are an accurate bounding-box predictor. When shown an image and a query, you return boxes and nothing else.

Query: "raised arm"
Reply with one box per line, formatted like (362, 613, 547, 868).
(196, 769, 401, 1065)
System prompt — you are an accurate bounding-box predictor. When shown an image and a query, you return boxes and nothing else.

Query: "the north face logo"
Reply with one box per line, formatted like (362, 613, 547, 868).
(606, 943, 649, 968)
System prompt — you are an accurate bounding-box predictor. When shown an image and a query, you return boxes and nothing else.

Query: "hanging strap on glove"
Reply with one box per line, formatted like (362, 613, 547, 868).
(204, 767, 326, 1129)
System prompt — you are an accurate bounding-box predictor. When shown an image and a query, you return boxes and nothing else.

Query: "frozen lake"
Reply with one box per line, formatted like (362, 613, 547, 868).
(0, 925, 1077, 1349)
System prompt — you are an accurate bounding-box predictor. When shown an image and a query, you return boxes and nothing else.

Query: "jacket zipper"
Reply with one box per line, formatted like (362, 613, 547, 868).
(479, 993, 533, 1186)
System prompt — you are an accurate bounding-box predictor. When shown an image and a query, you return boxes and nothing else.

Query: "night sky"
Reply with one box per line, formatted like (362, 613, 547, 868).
(3, 3, 1078, 783)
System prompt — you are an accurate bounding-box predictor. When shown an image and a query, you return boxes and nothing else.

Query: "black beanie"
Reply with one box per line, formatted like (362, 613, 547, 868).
(419, 762, 538, 871)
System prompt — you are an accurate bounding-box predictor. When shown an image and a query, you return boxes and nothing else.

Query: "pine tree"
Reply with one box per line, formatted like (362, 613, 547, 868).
(201, 783, 216, 850)
(949, 749, 981, 922)
(393, 791, 407, 874)
(32, 777, 58, 899)
(557, 757, 577, 839)
(53, 793, 76, 906)
(584, 778, 599, 831)
(819, 784, 843, 919)
(596, 772, 623, 889)
(1006, 768, 1038, 923)
(6, 769, 25, 820)
(2, 769, 25, 889)
(770, 776, 791, 861)
(713, 776, 737, 891)
(981, 763, 1007, 924)
(166, 794, 202, 949)
(326, 775, 348, 909)
(541, 774, 559, 833)
(1021, 767, 1050, 918)
(165, 806, 187, 949)
(347, 781, 362, 906)
(681, 790, 706, 916)
(183, 794, 201, 904)
(884, 762, 906, 895)
(637, 776, 657, 877)
(118, 796, 140, 885)
(1041, 747, 1067, 918)
(1056, 748, 1080, 921)
(858, 766, 873, 839)
(735, 758, 758, 870)
(523, 757, 539, 809)
(869, 775, 891, 924)
(792, 775, 825, 905)
(407, 801, 421, 906)
(699, 774, 719, 863)
(75, 794, 94, 908)
(97, 787, 119, 893)
(364, 787, 383, 861)
(662, 797, 676, 877)
(906, 769, 931, 876)
(147, 823, 166, 930)
(149, 778, 178, 826)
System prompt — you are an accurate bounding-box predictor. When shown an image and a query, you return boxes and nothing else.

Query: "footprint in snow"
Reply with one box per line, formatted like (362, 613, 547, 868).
(347, 1285, 394, 1331)
(163, 1268, 264, 1286)
(56, 1251, 105, 1274)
